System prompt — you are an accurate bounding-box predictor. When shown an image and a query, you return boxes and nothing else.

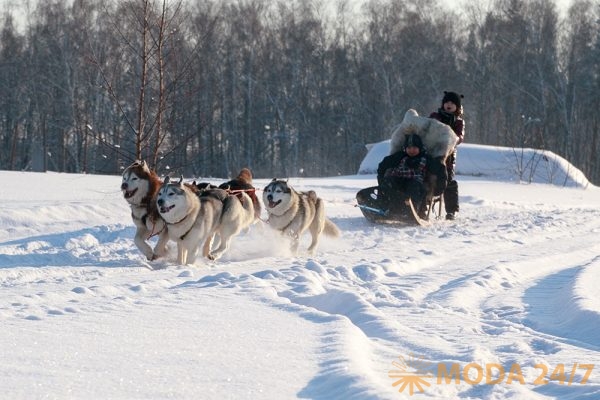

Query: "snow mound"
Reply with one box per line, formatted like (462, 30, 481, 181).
(358, 141, 590, 188)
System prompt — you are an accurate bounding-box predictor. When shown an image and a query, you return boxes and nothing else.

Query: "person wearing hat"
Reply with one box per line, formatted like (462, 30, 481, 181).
(376, 133, 447, 218)
(430, 91, 465, 220)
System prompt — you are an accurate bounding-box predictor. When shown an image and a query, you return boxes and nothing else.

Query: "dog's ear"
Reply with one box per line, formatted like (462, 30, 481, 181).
(178, 175, 184, 186)
(271, 178, 277, 182)
(164, 175, 171, 184)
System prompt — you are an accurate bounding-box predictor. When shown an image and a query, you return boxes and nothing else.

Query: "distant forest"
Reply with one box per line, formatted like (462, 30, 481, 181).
(1, 0, 599, 184)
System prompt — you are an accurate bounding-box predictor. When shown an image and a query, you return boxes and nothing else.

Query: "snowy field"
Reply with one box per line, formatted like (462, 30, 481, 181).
(1, 144, 600, 399)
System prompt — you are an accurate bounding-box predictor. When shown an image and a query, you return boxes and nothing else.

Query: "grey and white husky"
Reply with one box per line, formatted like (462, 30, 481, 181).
(262, 179, 340, 255)
(121, 160, 169, 261)
(157, 176, 254, 265)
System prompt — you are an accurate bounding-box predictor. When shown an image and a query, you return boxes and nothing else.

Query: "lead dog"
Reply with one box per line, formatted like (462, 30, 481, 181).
(121, 160, 169, 261)
(262, 179, 340, 255)
(157, 176, 254, 264)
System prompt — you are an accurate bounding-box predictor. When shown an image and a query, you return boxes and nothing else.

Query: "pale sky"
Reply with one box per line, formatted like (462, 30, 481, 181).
(0, 0, 578, 31)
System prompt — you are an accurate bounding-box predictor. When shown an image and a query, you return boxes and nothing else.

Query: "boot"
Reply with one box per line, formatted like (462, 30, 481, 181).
(444, 180, 459, 215)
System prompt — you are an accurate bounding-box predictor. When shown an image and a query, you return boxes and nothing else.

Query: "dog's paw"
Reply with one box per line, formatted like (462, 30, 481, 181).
(207, 252, 223, 261)
(151, 250, 170, 261)
(153, 247, 168, 259)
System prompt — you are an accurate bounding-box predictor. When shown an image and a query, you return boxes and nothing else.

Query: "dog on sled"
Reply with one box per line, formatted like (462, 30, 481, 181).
(389, 108, 458, 160)
(157, 176, 254, 264)
(121, 160, 169, 261)
(262, 179, 340, 254)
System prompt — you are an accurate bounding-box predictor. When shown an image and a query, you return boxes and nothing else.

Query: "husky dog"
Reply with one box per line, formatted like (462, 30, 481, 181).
(157, 176, 254, 264)
(219, 168, 262, 220)
(121, 160, 169, 261)
(194, 182, 218, 191)
(389, 109, 458, 161)
(262, 179, 340, 254)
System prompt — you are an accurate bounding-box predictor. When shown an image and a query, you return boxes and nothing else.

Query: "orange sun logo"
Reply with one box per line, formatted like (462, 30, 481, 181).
(388, 353, 434, 396)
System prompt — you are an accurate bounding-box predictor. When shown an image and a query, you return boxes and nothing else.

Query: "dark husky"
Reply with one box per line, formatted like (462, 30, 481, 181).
(219, 168, 262, 220)
(157, 176, 254, 264)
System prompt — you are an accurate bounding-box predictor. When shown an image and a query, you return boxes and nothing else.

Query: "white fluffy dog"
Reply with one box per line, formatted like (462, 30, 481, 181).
(389, 109, 458, 161)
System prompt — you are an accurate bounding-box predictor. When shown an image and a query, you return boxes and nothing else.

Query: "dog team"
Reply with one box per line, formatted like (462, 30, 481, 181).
(121, 160, 340, 265)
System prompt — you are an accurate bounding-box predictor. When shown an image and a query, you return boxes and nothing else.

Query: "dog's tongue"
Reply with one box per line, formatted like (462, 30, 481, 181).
(268, 200, 278, 208)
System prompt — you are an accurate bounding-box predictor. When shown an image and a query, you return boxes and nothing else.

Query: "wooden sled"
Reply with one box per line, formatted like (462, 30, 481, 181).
(356, 186, 430, 227)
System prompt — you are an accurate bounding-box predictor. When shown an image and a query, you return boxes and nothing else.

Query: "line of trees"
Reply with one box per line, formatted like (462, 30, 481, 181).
(1, 0, 599, 184)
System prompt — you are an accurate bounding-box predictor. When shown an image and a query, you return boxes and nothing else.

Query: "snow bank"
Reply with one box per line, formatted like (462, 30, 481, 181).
(358, 141, 591, 188)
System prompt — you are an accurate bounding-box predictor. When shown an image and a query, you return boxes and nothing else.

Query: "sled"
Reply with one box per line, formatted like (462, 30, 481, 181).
(357, 108, 457, 226)
(422, 186, 444, 221)
(356, 186, 430, 227)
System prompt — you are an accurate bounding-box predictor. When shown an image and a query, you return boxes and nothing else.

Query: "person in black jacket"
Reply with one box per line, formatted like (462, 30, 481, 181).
(377, 133, 447, 218)
(429, 91, 465, 220)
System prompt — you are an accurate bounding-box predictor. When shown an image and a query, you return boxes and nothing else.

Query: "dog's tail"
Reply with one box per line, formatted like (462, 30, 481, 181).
(323, 219, 341, 238)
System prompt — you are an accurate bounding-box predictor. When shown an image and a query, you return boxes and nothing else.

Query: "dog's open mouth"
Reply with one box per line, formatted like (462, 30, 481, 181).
(267, 199, 281, 208)
(159, 205, 175, 214)
(123, 188, 138, 199)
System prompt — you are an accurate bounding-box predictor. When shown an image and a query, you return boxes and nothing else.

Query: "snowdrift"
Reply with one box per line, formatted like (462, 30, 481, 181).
(2, 168, 600, 399)
(358, 141, 591, 188)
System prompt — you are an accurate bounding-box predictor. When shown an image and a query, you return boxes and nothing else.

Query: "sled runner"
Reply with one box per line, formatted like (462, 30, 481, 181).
(356, 186, 430, 227)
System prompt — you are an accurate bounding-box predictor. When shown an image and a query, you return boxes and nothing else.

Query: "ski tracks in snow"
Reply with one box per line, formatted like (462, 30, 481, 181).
(2, 180, 600, 398)
(167, 201, 600, 398)
(177, 195, 600, 398)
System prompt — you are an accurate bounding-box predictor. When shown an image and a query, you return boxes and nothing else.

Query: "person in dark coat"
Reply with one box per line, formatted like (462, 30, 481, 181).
(429, 91, 465, 220)
(377, 133, 447, 218)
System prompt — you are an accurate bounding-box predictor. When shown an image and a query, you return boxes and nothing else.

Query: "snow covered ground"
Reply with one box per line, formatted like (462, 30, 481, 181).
(1, 145, 600, 399)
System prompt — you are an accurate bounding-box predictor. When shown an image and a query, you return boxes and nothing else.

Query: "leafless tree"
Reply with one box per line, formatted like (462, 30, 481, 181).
(1, 0, 600, 184)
